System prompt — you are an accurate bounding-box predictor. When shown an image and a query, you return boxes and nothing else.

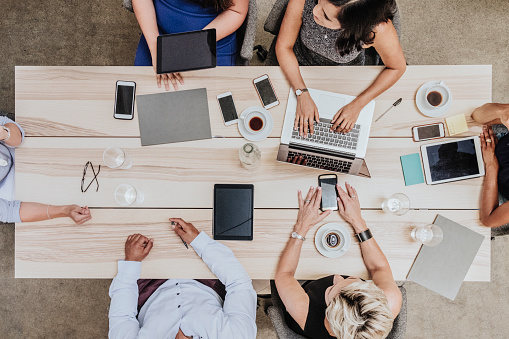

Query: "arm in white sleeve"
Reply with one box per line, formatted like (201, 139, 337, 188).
(108, 261, 142, 339)
(0, 199, 21, 223)
(191, 232, 257, 339)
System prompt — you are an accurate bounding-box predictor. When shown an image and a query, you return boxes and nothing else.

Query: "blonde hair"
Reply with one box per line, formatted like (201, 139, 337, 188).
(325, 281, 394, 339)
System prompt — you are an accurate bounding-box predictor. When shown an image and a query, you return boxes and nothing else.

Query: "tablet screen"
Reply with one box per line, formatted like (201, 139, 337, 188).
(426, 139, 479, 182)
(213, 184, 253, 241)
(157, 29, 216, 74)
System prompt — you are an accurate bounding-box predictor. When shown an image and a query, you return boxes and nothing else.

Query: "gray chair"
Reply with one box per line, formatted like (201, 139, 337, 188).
(122, 0, 257, 65)
(263, 0, 401, 66)
(267, 280, 407, 339)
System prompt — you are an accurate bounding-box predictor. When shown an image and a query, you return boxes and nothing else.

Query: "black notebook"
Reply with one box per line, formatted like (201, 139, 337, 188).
(213, 184, 254, 241)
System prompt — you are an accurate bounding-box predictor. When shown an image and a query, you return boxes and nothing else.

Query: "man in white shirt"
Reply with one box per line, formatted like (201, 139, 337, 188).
(108, 218, 257, 339)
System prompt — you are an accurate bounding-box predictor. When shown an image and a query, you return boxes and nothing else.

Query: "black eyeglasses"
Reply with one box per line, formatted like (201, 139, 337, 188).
(81, 161, 101, 192)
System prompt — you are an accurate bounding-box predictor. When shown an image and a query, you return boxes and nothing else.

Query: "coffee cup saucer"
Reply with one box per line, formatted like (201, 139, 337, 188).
(238, 106, 274, 142)
(314, 223, 351, 258)
(416, 81, 453, 118)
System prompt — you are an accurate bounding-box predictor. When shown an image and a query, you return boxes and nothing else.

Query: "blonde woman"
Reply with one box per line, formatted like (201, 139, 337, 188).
(275, 184, 401, 339)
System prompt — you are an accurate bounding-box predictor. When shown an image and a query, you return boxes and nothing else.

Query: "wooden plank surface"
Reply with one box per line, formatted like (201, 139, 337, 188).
(15, 209, 490, 280)
(15, 137, 483, 209)
(15, 66, 491, 138)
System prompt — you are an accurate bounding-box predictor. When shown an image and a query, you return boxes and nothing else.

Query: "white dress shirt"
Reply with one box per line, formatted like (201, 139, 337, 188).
(108, 232, 257, 339)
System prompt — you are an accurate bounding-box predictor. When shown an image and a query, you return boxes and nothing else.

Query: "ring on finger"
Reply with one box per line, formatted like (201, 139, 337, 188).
(486, 139, 492, 143)
(304, 199, 311, 203)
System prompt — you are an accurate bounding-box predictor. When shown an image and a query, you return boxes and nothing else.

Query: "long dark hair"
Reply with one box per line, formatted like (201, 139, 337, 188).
(330, 0, 396, 56)
(192, 0, 234, 11)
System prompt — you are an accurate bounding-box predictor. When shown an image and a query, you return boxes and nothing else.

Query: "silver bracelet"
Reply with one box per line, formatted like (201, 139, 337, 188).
(47, 204, 52, 219)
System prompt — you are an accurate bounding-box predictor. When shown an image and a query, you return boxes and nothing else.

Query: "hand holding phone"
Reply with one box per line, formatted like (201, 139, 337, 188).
(114, 81, 136, 120)
(318, 174, 338, 211)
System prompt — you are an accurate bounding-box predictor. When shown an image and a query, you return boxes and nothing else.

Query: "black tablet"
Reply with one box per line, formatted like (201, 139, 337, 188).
(213, 184, 254, 241)
(156, 29, 216, 74)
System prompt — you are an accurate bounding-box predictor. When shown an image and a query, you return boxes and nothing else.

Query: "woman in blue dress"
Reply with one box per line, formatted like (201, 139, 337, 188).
(133, 0, 248, 91)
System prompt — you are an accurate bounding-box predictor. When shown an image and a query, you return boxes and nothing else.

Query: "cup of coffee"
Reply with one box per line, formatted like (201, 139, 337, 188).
(243, 111, 266, 134)
(425, 81, 450, 109)
(322, 231, 344, 251)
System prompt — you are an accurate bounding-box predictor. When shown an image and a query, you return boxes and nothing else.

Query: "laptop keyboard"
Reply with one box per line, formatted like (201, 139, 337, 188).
(291, 119, 361, 150)
(287, 151, 353, 173)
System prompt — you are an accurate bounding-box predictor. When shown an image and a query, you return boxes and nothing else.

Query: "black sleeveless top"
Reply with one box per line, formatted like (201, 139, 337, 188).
(284, 275, 366, 339)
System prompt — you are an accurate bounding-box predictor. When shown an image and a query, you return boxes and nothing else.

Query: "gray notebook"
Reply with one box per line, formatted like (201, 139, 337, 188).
(407, 215, 485, 300)
(137, 88, 212, 146)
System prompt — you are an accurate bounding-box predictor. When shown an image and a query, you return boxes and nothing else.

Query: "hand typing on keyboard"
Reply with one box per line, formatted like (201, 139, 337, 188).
(291, 119, 361, 151)
(295, 92, 320, 136)
(330, 101, 364, 134)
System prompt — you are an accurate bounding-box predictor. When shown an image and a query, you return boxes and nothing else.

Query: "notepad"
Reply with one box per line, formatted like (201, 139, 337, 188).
(407, 215, 485, 300)
(400, 153, 425, 186)
(445, 114, 469, 136)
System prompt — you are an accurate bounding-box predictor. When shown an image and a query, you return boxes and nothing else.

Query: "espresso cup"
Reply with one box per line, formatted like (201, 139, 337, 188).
(322, 231, 344, 251)
(243, 111, 266, 134)
(425, 82, 449, 109)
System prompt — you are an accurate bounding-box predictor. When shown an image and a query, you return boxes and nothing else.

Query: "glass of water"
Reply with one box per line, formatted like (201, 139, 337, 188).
(115, 184, 141, 206)
(411, 224, 443, 247)
(103, 146, 132, 169)
(381, 193, 410, 216)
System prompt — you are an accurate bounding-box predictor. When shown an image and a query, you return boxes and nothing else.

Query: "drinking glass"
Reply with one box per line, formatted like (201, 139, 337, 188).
(411, 224, 443, 247)
(381, 193, 410, 216)
(103, 146, 132, 169)
(115, 184, 140, 206)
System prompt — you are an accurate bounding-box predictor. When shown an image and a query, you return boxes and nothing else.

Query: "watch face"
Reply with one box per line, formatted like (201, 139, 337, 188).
(296, 89, 302, 96)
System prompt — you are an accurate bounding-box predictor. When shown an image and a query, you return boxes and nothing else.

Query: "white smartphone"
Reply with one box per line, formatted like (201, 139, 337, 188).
(253, 74, 279, 109)
(114, 80, 136, 120)
(217, 92, 238, 126)
(412, 122, 445, 142)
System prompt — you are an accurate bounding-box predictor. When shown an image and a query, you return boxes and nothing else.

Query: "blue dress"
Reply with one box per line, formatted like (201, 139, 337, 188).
(134, 0, 237, 67)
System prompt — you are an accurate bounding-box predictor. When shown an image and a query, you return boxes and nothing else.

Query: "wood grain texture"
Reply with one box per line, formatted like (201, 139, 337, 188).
(15, 66, 491, 138)
(15, 209, 489, 280)
(15, 137, 483, 209)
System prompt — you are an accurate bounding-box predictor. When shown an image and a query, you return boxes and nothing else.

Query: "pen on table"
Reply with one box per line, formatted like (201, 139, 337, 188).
(170, 221, 188, 249)
(374, 98, 402, 122)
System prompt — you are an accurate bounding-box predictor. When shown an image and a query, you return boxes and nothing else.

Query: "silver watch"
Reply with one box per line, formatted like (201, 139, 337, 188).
(1, 126, 10, 141)
(295, 88, 308, 97)
(291, 231, 306, 241)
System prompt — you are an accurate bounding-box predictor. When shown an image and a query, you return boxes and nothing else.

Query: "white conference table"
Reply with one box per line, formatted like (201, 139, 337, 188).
(14, 66, 491, 280)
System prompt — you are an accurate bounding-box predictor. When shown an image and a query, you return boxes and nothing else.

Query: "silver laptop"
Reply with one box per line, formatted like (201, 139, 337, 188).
(277, 88, 375, 177)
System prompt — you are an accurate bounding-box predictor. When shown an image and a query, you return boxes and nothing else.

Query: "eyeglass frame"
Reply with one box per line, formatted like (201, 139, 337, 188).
(81, 161, 101, 193)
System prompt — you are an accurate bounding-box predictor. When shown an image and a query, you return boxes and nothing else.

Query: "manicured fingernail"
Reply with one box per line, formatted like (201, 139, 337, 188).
(298, 189, 301, 192)
(310, 186, 314, 189)
(150, 238, 154, 242)
(318, 187, 322, 190)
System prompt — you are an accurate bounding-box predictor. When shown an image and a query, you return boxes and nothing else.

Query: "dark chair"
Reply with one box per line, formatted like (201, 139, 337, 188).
(267, 280, 407, 339)
(122, 0, 257, 65)
(263, 0, 401, 66)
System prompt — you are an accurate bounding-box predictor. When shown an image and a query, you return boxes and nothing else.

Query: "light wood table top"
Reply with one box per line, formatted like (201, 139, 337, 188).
(15, 66, 491, 280)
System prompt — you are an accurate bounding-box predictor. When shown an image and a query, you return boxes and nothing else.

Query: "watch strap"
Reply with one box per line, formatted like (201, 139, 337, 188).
(296, 88, 308, 96)
(356, 229, 373, 243)
(292, 231, 306, 241)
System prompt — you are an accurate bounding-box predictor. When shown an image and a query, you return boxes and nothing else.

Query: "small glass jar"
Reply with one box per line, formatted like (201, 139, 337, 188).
(239, 143, 261, 169)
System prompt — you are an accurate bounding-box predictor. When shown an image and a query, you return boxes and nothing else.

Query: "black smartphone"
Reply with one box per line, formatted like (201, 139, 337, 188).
(114, 80, 136, 120)
(318, 174, 338, 211)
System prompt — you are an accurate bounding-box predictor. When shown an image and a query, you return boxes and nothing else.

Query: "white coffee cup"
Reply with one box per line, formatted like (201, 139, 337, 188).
(242, 111, 266, 134)
(425, 81, 450, 109)
(321, 230, 344, 252)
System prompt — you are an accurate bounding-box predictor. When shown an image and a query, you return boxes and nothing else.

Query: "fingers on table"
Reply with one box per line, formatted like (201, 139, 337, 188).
(156, 74, 162, 88)
(174, 72, 184, 85)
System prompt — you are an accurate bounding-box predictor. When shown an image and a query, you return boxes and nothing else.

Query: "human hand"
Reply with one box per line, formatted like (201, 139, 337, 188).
(294, 93, 320, 137)
(169, 218, 200, 244)
(480, 125, 498, 170)
(295, 186, 331, 236)
(330, 101, 363, 134)
(66, 205, 91, 225)
(125, 233, 154, 262)
(336, 183, 367, 233)
(151, 55, 184, 91)
(287, 155, 307, 165)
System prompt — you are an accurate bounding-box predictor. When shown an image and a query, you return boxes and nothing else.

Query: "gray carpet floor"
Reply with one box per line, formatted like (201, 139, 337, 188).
(1, 0, 509, 337)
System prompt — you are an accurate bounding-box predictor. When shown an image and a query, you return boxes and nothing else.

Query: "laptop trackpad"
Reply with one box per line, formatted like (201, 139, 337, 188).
(317, 95, 346, 119)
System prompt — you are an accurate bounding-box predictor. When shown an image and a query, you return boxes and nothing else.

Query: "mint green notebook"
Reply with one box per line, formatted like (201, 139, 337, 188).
(400, 153, 425, 186)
